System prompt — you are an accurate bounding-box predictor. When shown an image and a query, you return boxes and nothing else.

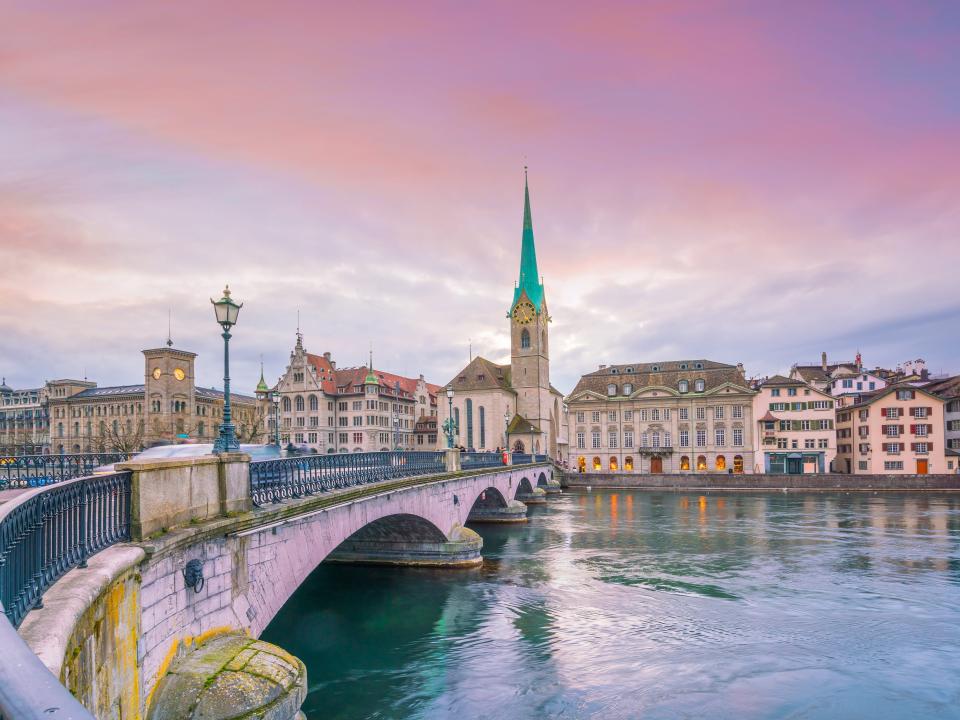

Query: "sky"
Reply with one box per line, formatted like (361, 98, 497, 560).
(2, 0, 959, 395)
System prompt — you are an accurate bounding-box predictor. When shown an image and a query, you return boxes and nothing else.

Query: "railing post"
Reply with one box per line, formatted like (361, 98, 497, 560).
(444, 448, 461, 473)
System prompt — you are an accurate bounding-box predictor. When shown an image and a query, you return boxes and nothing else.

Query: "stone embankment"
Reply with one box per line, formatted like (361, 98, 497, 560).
(562, 472, 960, 491)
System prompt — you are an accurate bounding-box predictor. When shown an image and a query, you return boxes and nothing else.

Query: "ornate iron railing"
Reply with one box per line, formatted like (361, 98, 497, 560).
(534, 454, 547, 463)
(250, 451, 446, 506)
(0, 453, 129, 491)
(0, 471, 131, 628)
(512, 452, 533, 464)
(461, 452, 503, 470)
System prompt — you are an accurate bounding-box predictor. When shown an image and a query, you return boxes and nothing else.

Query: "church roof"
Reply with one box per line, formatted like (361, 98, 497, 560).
(568, 359, 751, 399)
(445, 356, 515, 394)
(510, 169, 545, 313)
(507, 413, 541, 434)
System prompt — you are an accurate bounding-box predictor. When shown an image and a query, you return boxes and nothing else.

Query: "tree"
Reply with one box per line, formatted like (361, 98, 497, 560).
(236, 404, 268, 444)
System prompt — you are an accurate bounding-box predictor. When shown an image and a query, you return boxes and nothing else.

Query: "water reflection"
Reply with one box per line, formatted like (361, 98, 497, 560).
(263, 491, 960, 719)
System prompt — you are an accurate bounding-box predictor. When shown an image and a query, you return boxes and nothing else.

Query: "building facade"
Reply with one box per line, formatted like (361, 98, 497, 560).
(0, 381, 49, 454)
(567, 360, 756, 474)
(265, 333, 440, 453)
(923, 375, 960, 472)
(440, 171, 566, 459)
(835, 385, 948, 474)
(752, 376, 836, 473)
(4, 346, 262, 455)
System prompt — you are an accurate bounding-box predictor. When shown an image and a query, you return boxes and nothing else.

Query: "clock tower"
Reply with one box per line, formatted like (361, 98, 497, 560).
(508, 170, 554, 454)
(144, 345, 197, 443)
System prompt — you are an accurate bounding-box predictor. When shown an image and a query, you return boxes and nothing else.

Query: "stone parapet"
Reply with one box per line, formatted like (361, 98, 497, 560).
(562, 472, 960, 491)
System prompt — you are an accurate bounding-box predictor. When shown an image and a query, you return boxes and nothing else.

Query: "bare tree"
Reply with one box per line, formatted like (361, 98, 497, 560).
(236, 404, 268, 444)
(103, 419, 145, 454)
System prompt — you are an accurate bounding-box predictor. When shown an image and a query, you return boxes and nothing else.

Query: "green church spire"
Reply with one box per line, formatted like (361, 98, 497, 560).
(256, 359, 269, 393)
(511, 167, 545, 313)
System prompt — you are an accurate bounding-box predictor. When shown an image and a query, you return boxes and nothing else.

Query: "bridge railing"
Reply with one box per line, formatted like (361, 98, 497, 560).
(250, 451, 446, 506)
(0, 471, 132, 628)
(0, 453, 130, 491)
(461, 452, 503, 470)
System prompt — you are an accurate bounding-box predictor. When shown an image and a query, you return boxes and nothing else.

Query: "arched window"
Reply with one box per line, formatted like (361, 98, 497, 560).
(592, 456, 602, 470)
(607, 384, 617, 396)
(694, 379, 705, 392)
(733, 455, 744, 473)
(680, 455, 690, 471)
(716, 455, 727, 471)
(624, 456, 634, 471)
(465, 399, 474, 449)
(696, 455, 707, 471)
(623, 383, 633, 395)
(578, 456, 586, 472)
(282, 396, 291, 412)
(454, 408, 460, 441)
(610, 457, 618, 471)
(678, 380, 689, 393)
(295, 395, 304, 412)
(309, 395, 318, 411)
(521, 329, 531, 349)
(479, 406, 486, 449)
(57, 422, 63, 437)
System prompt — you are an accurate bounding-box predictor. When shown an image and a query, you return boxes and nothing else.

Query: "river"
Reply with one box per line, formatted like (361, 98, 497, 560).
(262, 490, 960, 719)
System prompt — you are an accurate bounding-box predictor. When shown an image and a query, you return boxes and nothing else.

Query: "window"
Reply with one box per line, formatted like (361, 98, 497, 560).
(591, 431, 601, 449)
(915, 442, 929, 454)
(777, 438, 788, 449)
(638, 409, 648, 421)
(679, 430, 689, 447)
(479, 406, 485, 448)
(353, 432, 363, 444)
(696, 429, 706, 447)
(652, 432, 660, 448)
(896, 389, 915, 400)
(608, 411, 617, 421)
(679, 407, 689, 420)
(771, 388, 781, 397)
(680, 455, 690, 470)
(592, 411, 601, 423)
(576, 411, 585, 423)
(640, 432, 649, 448)
(732, 405, 743, 419)
(678, 380, 689, 393)
(624, 431, 634, 448)
(884, 461, 903, 471)
(805, 439, 815, 449)
(295, 396, 304, 411)
(521, 329, 531, 349)
(695, 407, 706, 420)
(624, 456, 634, 471)
(818, 438, 829, 449)
(716, 455, 726, 471)
(800, 420, 811, 431)
(309, 395, 318, 411)
(714, 406, 724, 420)
(885, 407, 900, 419)
(733, 428, 743, 446)
(623, 383, 633, 395)
(593, 457, 602, 471)
(607, 384, 617, 396)
(609, 432, 618, 448)
(858, 461, 869, 471)
(694, 379, 705, 392)
(282, 396, 291, 412)
(886, 425, 900, 437)
(842, 379, 853, 389)
(715, 429, 725, 446)
(913, 407, 928, 419)
(624, 410, 633, 421)
(651, 408, 660, 421)
(696, 454, 707, 470)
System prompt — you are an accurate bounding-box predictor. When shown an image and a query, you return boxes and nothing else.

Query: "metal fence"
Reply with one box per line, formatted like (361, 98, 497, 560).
(0, 471, 132, 628)
(461, 452, 504, 470)
(250, 451, 446, 506)
(0, 453, 129, 491)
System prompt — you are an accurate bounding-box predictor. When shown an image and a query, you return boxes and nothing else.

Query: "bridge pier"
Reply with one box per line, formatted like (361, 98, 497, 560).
(516, 486, 548, 504)
(327, 525, 483, 568)
(467, 498, 528, 523)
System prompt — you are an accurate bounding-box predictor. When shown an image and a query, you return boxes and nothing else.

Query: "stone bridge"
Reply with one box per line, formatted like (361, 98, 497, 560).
(14, 452, 558, 719)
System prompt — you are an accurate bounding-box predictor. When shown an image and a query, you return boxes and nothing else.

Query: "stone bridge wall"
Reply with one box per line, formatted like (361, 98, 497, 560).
(563, 472, 960, 491)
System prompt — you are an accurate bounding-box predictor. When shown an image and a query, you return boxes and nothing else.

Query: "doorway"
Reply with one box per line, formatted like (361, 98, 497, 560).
(916, 458, 928, 475)
(650, 456, 663, 474)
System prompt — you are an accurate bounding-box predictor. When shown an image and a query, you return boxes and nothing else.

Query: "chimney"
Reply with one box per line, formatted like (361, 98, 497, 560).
(599, 364, 607, 370)
(736, 362, 745, 377)
(821, 351, 828, 371)
(323, 351, 331, 361)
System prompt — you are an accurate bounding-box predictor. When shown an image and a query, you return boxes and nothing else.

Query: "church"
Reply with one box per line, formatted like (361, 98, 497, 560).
(440, 172, 566, 459)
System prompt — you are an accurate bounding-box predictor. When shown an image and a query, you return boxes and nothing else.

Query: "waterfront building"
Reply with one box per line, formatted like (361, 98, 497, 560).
(0, 380, 50, 454)
(790, 352, 861, 392)
(5, 345, 261, 454)
(752, 375, 836, 473)
(440, 171, 566, 458)
(268, 333, 440, 453)
(834, 384, 949, 474)
(923, 375, 960, 472)
(566, 360, 756, 474)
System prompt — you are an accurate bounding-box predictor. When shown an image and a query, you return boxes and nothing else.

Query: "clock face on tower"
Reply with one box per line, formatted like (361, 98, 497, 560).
(152, 368, 162, 380)
(174, 368, 186, 381)
(513, 301, 536, 325)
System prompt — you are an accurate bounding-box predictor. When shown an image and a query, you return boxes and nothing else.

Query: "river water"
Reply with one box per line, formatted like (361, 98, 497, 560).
(262, 490, 960, 719)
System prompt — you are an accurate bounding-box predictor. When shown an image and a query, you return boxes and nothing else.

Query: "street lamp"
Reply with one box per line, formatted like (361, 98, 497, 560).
(211, 285, 242, 454)
(442, 385, 457, 449)
(271, 390, 281, 447)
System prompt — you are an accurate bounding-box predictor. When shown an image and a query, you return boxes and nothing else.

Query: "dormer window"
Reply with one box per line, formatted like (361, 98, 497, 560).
(652, 365, 661, 372)
(611, 368, 619, 374)
(679, 363, 688, 370)
(477, 375, 485, 381)
(625, 367, 634, 374)
(678, 380, 689, 393)
(695, 362, 704, 369)
(623, 383, 633, 395)
(607, 383, 617, 396)
(694, 379, 705, 392)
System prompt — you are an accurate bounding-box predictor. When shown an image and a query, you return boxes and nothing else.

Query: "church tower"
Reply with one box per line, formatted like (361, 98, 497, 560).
(508, 169, 552, 453)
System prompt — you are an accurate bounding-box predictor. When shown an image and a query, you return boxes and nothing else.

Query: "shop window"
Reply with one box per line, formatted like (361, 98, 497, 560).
(716, 455, 727, 471)
(696, 455, 707, 471)
(680, 455, 690, 471)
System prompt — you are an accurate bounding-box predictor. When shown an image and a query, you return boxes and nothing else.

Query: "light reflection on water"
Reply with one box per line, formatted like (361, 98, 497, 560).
(262, 491, 960, 719)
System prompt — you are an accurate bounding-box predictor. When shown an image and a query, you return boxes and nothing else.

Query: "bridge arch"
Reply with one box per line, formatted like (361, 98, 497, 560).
(515, 476, 534, 499)
(537, 471, 549, 487)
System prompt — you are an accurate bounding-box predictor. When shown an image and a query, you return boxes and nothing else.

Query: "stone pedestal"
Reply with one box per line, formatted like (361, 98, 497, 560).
(444, 447, 462, 473)
(146, 633, 306, 720)
(516, 486, 548, 504)
(326, 526, 483, 568)
(468, 499, 528, 523)
(543, 479, 563, 495)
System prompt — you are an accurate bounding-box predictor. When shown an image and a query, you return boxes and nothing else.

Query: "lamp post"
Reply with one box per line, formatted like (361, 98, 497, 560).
(504, 410, 509, 452)
(271, 390, 280, 447)
(443, 385, 456, 449)
(211, 285, 242, 454)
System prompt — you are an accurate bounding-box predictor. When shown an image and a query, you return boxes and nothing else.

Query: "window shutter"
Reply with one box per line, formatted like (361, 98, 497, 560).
(927, 406, 933, 415)
(881, 408, 887, 417)
(929, 442, 934, 451)
(899, 425, 904, 434)
(928, 424, 934, 434)
(910, 424, 916, 434)
(882, 443, 888, 451)
(911, 443, 916, 451)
